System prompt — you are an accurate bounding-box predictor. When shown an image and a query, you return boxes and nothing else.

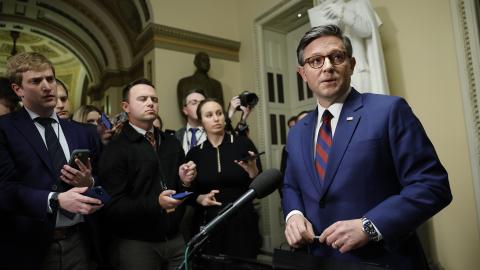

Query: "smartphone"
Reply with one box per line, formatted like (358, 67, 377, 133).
(238, 151, 265, 162)
(99, 113, 112, 130)
(68, 149, 90, 169)
(170, 191, 193, 200)
(84, 186, 111, 204)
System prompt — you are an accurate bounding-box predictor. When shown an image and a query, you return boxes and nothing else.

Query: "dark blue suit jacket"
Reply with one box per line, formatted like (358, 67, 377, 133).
(282, 89, 452, 269)
(0, 108, 101, 269)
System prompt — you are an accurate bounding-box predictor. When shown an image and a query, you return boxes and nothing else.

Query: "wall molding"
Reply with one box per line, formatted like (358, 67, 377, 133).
(137, 23, 241, 62)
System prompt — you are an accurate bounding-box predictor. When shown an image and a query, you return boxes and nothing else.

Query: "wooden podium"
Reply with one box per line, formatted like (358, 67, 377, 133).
(272, 249, 391, 270)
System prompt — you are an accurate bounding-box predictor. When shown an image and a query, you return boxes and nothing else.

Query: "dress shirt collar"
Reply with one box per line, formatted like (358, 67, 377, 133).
(316, 87, 351, 127)
(25, 107, 58, 123)
(129, 122, 154, 136)
(186, 123, 204, 132)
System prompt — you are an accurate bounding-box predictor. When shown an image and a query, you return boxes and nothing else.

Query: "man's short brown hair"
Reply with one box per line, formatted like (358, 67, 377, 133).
(6, 52, 55, 86)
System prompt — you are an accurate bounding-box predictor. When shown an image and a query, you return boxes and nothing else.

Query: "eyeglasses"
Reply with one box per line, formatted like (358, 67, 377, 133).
(185, 99, 202, 106)
(303, 51, 348, 69)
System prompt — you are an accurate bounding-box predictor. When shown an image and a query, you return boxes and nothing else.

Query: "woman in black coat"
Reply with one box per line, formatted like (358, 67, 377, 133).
(186, 98, 262, 270)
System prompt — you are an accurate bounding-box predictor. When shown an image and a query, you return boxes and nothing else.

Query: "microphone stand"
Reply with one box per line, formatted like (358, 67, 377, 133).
(175, 202, 236, 270)
(176, 232, 210, 270)
(174, 168, 282, 270)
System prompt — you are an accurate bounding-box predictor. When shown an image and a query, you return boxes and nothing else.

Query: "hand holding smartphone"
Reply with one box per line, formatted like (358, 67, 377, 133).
(170, 191, 193, 200)
(238, 151, 265, 162)
(69, 149, 90, 170)
(99, 113, 112, 130)
(84, 186, 111, 204)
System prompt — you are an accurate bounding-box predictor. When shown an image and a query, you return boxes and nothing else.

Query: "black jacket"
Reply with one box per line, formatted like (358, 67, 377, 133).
(99, 123, 186, 242)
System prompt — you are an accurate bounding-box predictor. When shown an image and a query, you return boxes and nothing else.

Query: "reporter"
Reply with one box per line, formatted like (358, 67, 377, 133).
(186, 98, 262, 270)
(0, 77, 20, 115)
(0, 52, 102, 269)
(72, 105, 101, 124)
(73, 105, 113, 145)
(54, 79, 71, 119)
(99, 78, 195, 270)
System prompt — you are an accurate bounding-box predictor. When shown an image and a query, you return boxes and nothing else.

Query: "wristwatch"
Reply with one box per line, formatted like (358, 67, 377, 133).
(361, 217, 380, 241)
(49, 192, 60, 213)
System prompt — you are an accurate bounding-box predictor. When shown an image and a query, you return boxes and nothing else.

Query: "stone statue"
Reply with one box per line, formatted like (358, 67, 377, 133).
(177, 52, 225, 110)
(308, 0, 389, 94)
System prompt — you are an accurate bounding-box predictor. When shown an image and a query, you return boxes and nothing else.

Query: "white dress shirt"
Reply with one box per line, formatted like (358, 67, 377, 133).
(181, 123, 206, 154)
(26, 107, 83, 227)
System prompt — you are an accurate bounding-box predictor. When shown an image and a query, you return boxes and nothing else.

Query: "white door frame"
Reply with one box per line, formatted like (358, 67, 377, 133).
(253, 0, 307, 170)
(252, 0, 311, 251)
(450, 0, 480, 230)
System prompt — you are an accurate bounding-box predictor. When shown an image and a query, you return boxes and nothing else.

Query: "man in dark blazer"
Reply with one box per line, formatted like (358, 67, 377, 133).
(0, 52, 103, 269)
(99, 78, 197, 270)
(282, 25, 452, 269)
(175, 88, 207, 154)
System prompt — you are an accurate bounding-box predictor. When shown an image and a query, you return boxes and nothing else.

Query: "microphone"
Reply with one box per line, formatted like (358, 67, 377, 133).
(188, 168, 282, 246)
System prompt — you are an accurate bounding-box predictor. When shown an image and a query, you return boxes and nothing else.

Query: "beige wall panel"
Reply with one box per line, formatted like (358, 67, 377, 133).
(150, 0, 240, 41)
(149, 0, 280, 140)
(152, 48, 241, 130)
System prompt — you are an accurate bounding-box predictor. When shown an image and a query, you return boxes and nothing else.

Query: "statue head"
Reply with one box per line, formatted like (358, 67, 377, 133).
(194, 52, 211, 73)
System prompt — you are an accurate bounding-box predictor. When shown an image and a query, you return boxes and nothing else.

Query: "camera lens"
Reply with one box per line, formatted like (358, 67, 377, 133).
(238, 91, 259, 110)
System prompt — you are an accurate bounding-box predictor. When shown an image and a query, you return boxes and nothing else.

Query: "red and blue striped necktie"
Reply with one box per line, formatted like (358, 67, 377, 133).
(315, 110, 333, 182)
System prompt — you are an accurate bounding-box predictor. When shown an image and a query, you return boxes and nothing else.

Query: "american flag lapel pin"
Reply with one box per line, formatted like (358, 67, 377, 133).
(346, 116, 354, 121)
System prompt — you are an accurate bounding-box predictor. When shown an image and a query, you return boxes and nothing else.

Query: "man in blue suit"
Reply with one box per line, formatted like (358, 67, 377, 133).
(0, 52, 103, 269)
(282, 25, 452, 269)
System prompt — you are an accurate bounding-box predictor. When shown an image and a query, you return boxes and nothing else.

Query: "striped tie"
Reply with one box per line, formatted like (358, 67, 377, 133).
(145, 131, 156, 149)
(315, 110, 333, 182)
(189, 128, 199, 149)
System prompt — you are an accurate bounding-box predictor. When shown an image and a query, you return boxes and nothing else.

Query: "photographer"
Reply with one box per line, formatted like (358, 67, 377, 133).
(226, 91, 258, 137)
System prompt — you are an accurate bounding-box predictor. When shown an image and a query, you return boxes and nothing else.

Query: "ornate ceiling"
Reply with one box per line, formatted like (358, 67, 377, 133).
(0, 30, 81, 102)
(0, 0, 244, 106)
(0, 0, 150, 104)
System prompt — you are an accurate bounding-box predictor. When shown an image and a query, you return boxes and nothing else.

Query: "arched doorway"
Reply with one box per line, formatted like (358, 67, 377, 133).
(0, 0, 151, 113)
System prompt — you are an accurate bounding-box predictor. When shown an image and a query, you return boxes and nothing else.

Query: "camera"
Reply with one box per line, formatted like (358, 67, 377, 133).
(237, 91, 259, 111)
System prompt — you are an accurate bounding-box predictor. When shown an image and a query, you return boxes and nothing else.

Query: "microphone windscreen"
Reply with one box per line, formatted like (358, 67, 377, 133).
(249, 169, 282, 199)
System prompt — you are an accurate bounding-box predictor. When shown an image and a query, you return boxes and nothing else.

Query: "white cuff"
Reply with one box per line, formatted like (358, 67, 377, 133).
(47, 192, 54, 213)
(285, 210, 303, 223)
(370, 220, 384, 241)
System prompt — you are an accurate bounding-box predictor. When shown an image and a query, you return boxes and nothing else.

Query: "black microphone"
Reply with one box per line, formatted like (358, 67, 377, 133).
(188, 168, 282, 246)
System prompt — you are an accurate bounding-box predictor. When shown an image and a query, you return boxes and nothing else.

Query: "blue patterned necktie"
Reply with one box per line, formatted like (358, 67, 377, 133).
(189, 128, 199, 149)
(315, 110, 333, 182)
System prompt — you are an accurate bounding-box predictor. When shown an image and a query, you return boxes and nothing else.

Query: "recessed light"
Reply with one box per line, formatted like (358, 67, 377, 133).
(297, 13, 302, 18)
